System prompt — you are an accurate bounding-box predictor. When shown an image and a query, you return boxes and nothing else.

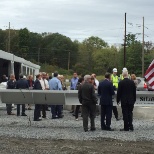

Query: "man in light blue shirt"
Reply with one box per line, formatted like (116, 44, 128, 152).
(70, 73, 79, 114)
(49, 74, 62, 90)
(70, 73, 78, 90)
(49, 72, 63, 119)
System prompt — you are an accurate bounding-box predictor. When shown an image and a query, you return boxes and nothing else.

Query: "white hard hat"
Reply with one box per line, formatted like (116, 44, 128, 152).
(122, 67, 128, 72)
(113, 68, 117, 72)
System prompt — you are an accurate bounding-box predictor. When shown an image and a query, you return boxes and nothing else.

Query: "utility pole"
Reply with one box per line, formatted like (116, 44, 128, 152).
(142, 17, 145, 77)
(68, 52, 70, 71)
(124, 13, 126, 67)
(8, 22, 11, 52)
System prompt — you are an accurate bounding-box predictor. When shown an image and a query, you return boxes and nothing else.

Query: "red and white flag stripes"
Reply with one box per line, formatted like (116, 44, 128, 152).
(144, 59, 154, 89)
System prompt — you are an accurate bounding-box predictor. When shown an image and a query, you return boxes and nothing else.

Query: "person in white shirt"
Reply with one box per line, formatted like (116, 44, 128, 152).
(91, 74, 99, 89)
(91, 73, 100, 116)
(40, 72, 49, 90)
(39, 72, 49, 118)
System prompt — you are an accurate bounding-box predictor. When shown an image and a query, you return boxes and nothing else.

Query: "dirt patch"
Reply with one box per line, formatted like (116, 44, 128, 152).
(0, 137, 153, 154)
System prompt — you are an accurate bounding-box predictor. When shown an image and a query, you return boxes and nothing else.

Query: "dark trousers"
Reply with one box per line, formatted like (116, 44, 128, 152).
(96, 105, 100, 116)
(75, 105, 81, 119)
(112, 106, 118, 119)
(61, 105, 63, 114)
(101, 105, 112, 129)
(71, 105, 75, 112)
(42, 105, 46, 118)
(82, 103, 96, 130)
(121, 104, 134, 130)
(6, 104, 12, 114)
(34, 104, 41, 120)
(17, 104, 25, 115)
(51, 105, 62, 118)
(45, 105, 49, 110)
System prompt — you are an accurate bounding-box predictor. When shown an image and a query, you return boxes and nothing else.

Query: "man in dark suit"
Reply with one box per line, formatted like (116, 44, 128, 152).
(16, 74, 29, 116)
(6, 74, 16, 115)
(117, 71, 136, 131)
(78, 75, 98, 132)
(98, 72, 115, 131)
(33, 74, 42, 121)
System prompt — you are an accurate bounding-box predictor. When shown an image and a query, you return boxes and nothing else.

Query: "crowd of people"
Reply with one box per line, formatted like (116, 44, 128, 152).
(0, 67, 137, 132)
(79, 68, 136, 132)
(1, 72, 67, 120)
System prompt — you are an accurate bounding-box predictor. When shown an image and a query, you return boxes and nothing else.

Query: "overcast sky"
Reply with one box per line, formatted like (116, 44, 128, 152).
(0, 0, 154, 45)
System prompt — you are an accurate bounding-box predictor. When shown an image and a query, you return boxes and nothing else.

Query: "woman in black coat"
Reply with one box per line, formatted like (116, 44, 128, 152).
(74, 77, 84, 120)
(27, 75, 35, 110)
(33, 74, 42, 121)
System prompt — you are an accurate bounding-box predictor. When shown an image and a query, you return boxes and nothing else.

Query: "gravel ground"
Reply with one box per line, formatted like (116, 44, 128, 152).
(1, 108, 154, 153)
(0, 109, 154, 141)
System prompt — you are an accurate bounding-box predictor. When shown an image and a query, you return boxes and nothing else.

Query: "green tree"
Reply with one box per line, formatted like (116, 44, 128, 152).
(76, 36, 108, 74)
(41, 33, 78, 69)
(118, 34, 142, 75)
(126, 33, 137, 46)
(18, 28, 30, 58)
(28, 32, 42, 62)
(83, 36, 108, 49)
(0, 29, 7, 51)
(93, 47, 118, 75)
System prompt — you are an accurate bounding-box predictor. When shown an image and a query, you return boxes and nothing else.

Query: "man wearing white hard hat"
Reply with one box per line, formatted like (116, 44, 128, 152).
(111, 68, 118, 89)
(111, 68, 120, 121)
(120, 67, 130, 81)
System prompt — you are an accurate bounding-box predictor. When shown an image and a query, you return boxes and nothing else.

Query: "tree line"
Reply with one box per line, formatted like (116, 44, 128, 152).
(0, 28, 154, 76)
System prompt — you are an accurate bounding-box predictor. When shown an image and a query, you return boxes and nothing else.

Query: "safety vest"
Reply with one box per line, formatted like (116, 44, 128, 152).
(120, 74, 124, 80)
(120, 74, 130, 80)
(111, 74, 119, 88)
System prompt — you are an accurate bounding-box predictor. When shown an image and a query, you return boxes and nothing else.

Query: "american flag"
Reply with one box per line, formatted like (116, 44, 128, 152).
(144, 59, 154, 89)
